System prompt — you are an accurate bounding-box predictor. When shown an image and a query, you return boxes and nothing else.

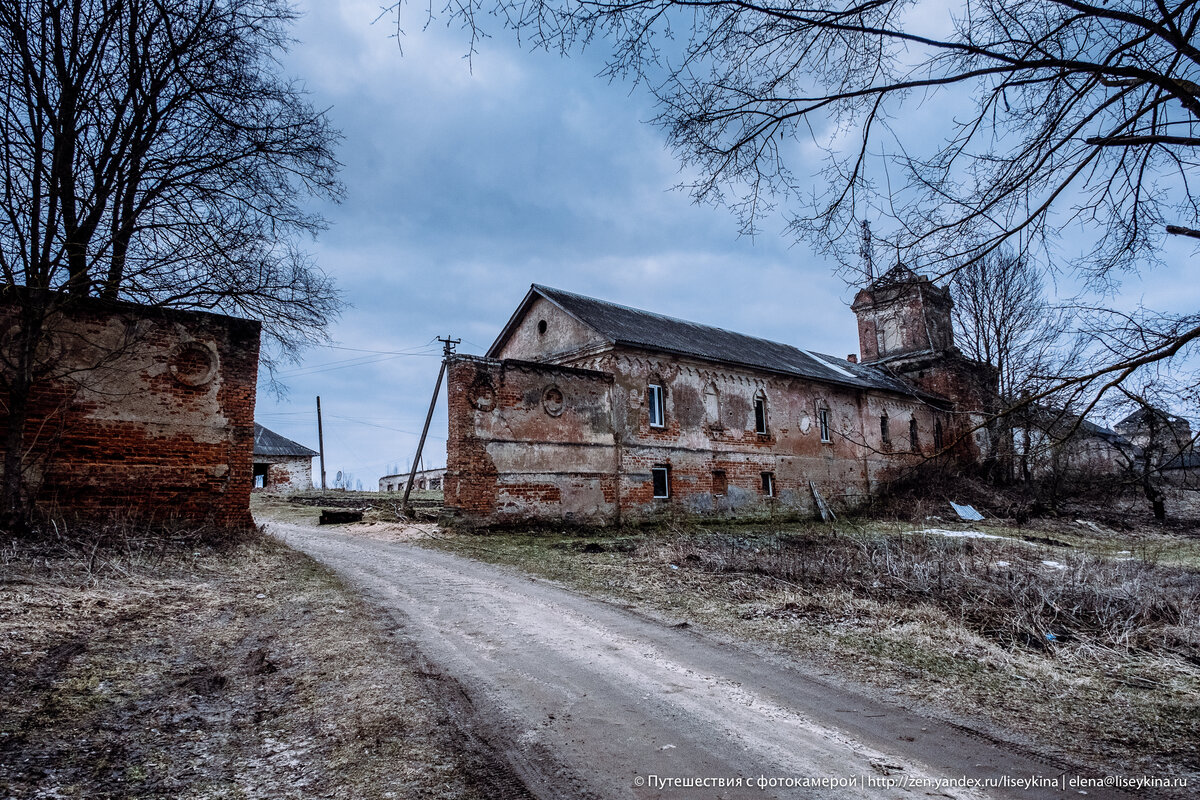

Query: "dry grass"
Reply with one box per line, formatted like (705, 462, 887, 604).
(0, 525, 504, 800)
(424, 521, 1200, 786)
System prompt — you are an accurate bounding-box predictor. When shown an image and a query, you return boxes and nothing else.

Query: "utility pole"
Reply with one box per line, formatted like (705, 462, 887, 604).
(402, 335, 459, 516)
(316, 395, 327, 491)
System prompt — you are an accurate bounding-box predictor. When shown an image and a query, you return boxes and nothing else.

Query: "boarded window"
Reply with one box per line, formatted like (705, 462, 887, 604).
(712, 470, 727, 496)
(754, 391, 768, 434)
(648, 384, 665, 428)
(819, 408, 831, 442)
(910, 418, 919, 450)
(652, 466, 670, 499)
(761, 472, 775, 497)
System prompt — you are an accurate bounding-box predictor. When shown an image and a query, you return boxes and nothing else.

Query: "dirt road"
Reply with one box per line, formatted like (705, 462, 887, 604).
(272, 522, 1135, 800)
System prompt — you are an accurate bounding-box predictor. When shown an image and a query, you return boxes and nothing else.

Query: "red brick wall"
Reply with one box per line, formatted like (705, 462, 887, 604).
(0, 293, 260, 529)
(444, 350, 943, 527)
(444, 355, 619, 526)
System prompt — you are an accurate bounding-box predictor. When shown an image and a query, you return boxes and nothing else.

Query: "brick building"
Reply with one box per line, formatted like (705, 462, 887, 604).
(0, 290, 260, 528)
(443, 268, 995, 526)
(253, 424, 318, 492)
(379, 467, 447, 493)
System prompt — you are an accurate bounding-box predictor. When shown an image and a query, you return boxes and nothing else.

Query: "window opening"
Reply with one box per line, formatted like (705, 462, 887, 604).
(754, 391, 768, 434)
(712, 470, 727, 496)
(761, 472, 775, 497)
(934, 421, 944, 451)
(652, 466, 670, 499)
(880, 414, 891, 450)
(648, 384, 665, 428)
(910, 418, 919, 450)
(819, 408, 831, 442)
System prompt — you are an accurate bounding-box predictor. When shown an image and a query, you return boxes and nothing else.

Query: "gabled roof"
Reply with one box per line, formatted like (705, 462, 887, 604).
(253, 423, 318, 458)
(1164, 452, 1200, 470)
(1115, 406, 1190, 431)
(489, 284, 921, 396)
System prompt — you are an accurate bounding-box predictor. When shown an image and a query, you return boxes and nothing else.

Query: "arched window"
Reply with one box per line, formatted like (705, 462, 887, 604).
(754, 389, 768, 434)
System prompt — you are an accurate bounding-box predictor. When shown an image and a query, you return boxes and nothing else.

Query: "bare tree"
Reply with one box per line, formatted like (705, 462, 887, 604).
(948, 249, 1070, 477)
(401, 0, 1200, 401)
(0, 0, 343, 531)
(1107, 379, 1198, 520)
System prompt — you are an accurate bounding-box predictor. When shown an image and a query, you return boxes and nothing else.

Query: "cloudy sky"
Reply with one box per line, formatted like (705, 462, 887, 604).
(254, 0, 1198, 487)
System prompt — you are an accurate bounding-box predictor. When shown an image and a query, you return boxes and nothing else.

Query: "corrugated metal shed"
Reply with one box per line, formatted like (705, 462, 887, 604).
(492, 284, 919, 395)
(253, 423, 319, 458)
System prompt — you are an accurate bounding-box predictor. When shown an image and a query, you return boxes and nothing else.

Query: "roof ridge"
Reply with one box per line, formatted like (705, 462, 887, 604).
(533, 284, 815, 353)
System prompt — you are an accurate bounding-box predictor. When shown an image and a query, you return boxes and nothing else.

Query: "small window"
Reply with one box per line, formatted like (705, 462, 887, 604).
(712, 470, 727, 496)
(537, 319, 548, 335)
(652, 466, 670, 499)
(934, 420, 944, 451)
(648, 383, 665, 428)
(819, 408, 831, 442)
(910, 418, 919, 450)
(754, 391, 768, 434)
(761, 472, 775, 497)
(880, 414, 891, 450)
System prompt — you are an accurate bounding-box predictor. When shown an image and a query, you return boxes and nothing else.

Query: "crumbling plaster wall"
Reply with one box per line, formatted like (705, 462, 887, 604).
(444, 346, 950, 527)
(444, 356, 620, 525)
(494, 297, 608, 362)
(0, 293, 260, 528)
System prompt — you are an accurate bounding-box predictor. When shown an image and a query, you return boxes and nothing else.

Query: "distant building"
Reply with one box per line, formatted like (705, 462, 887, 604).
(1011, 408, 1130, 478)
(1114, 407, 1195, 467)
(252, 424, 318, 491)
(379, 467, 446, 493)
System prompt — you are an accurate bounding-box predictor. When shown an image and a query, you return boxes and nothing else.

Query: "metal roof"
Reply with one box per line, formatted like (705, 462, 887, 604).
(491, 284, 921, 396)
(253, 423, 319, 458)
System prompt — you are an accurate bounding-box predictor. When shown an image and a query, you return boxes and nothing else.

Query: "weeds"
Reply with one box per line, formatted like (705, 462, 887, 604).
(650, 528, 1200, 658)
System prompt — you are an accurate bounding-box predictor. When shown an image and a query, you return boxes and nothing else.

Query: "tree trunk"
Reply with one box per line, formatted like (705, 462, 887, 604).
(1, 308, 44, 535)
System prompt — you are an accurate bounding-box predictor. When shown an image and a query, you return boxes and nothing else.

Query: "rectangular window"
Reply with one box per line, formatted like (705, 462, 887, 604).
(712, 470, 727, 496)
(754, 395, 767, 434)
(934, 421, 944, 451)
(761, 472, 775, 497)
(652, 466, 670, 499)
(819, 408, 831, 442)
(909, 419, 919, 451)
(648, 384, 665, 428)
(880, 415, 891, 449)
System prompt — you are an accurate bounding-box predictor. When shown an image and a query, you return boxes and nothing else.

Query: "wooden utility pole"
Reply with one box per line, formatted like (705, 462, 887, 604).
(316, 395, 327, 491)
(402, 335, 458, 516)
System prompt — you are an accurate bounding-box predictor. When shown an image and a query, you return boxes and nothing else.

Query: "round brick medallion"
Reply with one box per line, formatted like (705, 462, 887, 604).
(468, 380, 496, 411)
(168, 341, 218, 387)
(542, 385, 564, 416)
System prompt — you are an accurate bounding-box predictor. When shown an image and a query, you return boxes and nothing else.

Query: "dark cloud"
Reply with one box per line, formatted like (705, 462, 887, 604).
(254, 1, 879, 481)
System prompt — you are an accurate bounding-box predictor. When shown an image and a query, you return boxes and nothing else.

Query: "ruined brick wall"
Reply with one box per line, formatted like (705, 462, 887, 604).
(852, 280, 954, 364)
(0, 292, 260, 528)
(573, 349, 945, 520)
(444, 356, 620, 526)
(445, 345, 955, 527)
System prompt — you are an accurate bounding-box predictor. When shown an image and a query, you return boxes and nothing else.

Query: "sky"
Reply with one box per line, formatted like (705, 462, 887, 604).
(254, 0, 1200, 488)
